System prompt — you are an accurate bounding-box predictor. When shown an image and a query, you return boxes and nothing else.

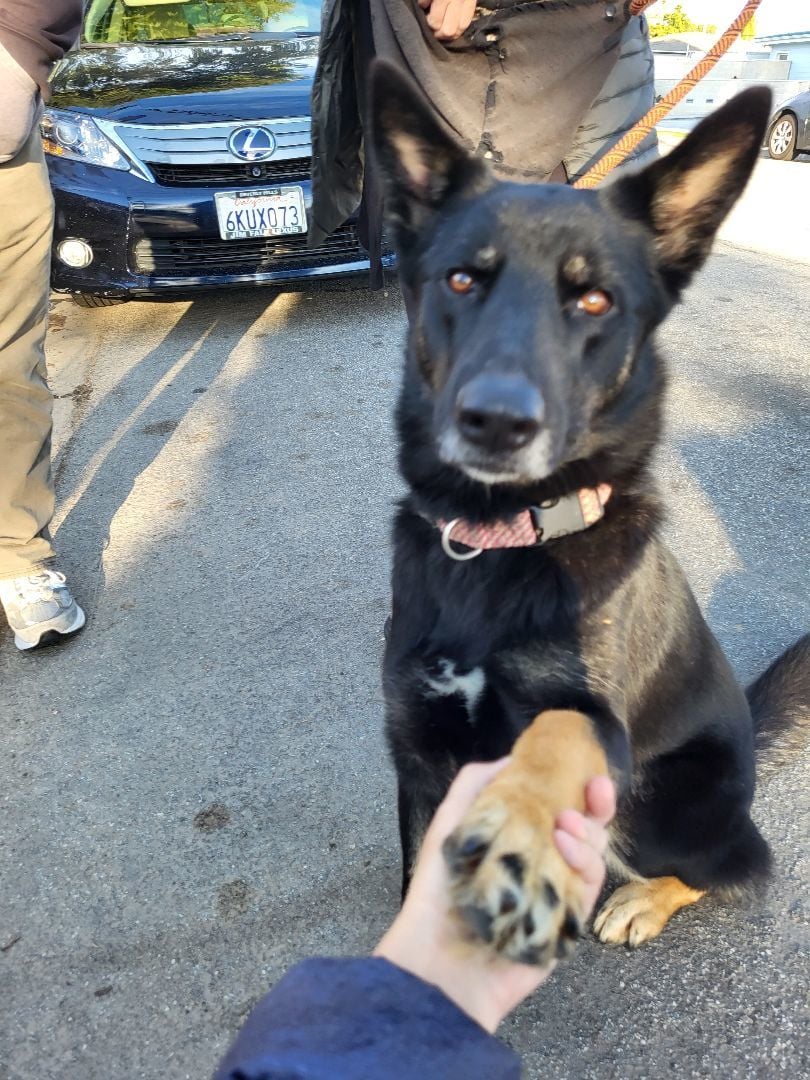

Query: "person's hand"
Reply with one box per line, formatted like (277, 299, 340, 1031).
(374, 760, 616, 1033)
(418, 0, 477, 42)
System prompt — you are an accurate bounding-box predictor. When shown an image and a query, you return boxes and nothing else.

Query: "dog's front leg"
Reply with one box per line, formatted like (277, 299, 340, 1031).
(443, 709, 619, 965)
(397, 779, 445, 901)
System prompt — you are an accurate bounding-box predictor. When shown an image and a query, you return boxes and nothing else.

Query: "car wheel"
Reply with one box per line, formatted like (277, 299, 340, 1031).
(71, 293, 127, 308)
(768, 115, 798, 160)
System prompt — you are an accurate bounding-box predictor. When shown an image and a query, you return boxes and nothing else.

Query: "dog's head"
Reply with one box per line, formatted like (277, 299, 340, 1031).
(371, 62, 770, 492)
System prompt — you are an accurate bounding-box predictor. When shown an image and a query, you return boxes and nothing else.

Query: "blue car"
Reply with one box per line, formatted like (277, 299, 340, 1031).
(44, 0, 384, 306)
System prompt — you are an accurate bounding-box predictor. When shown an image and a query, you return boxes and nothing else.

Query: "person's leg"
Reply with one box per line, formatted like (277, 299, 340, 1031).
(0, 123, 84, 649)
(0, 125, 57, 575)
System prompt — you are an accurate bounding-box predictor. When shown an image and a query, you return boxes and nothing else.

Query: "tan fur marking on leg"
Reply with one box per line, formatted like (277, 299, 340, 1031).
(594, 876, 705, 947)
(492, 709, 610, 813)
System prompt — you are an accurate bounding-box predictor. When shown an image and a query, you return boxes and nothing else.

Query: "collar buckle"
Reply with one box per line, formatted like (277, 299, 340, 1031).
(529, 494, 589, 544)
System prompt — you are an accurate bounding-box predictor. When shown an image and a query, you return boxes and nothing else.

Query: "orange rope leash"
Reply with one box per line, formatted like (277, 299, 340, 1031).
(573, 0, 764, 188)
(628, 0, 662, 15)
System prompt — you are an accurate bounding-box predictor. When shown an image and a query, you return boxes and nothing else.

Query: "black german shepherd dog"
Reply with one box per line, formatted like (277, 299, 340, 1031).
(373, 61, 810, 963)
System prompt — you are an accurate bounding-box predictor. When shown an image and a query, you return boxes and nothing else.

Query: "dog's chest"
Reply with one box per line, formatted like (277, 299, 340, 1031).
(422, 657, 486, 718)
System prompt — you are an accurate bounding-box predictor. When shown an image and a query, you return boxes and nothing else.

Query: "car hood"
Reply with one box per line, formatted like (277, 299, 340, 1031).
(49, 38, 318, 123)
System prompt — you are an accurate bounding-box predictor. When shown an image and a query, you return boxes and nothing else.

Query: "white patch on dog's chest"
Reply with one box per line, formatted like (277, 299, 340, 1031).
(423, 658, 486, 717)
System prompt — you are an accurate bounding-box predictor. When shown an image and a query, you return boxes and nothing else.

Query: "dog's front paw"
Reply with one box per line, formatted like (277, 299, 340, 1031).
(443, 787, 584, 966)
(593, 877, 704, 947)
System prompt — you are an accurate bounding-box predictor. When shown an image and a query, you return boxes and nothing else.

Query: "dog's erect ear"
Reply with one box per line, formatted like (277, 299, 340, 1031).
(606, 87, 772, 291)
(369, 59, 492, 245)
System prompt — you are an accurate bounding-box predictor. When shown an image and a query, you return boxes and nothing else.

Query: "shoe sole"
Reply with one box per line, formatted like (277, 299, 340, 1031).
(14, 606, 86, 652)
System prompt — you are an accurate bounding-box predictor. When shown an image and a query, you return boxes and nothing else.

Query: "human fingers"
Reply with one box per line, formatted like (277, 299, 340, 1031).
(417, 0, 431, 8)
(555, 808, 609, 857)
(553, 774, 615, 842)
(425, 0, 451, 33)
(436, 0, 477, 40)
(553, 825, 607, 889)
(584, 775, 617, 826)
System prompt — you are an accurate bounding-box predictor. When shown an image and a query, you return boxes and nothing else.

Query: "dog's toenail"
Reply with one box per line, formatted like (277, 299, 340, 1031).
(543, 880, 560, 908)
(443, 834, 487, 872)
(518, 941, 550, 966)
(499, 889, 518, 914)
(458, 835, 487, 858)
(562, 910, 583, 940)
(458, 905, 494, 943)
(555, 935, 577, 960)
(500, 853, 525, 883)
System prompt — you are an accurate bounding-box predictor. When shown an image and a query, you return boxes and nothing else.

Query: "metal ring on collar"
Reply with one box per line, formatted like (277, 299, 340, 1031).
(441, 519, 483, 561)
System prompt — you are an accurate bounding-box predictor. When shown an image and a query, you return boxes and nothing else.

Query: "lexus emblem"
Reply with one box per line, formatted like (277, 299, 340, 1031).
(228, 126, 276, 162)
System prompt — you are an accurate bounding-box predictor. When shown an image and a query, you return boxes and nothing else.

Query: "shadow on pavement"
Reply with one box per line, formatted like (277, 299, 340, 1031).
(50, 294, 277, 612)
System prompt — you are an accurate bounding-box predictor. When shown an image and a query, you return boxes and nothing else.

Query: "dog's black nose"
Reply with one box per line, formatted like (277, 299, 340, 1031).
(456, 375, 544, 453)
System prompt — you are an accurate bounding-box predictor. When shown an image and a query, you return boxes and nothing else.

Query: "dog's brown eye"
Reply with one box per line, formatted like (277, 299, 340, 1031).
(447, 270, 475, 295)
(577, 289, 612, 316)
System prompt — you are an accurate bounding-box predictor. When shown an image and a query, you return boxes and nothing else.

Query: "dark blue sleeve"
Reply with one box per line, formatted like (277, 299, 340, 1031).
(213, 957, 521, 1080)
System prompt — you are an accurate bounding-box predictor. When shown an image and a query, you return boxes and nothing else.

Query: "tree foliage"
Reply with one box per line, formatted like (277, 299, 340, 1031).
(647, 4, 716, 39)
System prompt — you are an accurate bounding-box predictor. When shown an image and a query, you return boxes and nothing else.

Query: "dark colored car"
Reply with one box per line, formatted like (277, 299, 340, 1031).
(765, 88, 810, 161)
(45, 0, 387, 306)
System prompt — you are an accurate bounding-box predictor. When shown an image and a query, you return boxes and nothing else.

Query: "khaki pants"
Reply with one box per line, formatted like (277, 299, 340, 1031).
(0, 125, 57, 579)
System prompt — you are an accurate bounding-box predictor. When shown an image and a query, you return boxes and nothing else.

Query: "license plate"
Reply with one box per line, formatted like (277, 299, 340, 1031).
(214, 186, 307, 240)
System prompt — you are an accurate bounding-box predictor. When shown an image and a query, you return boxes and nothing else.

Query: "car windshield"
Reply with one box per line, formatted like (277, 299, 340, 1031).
(83, 0, 321, 44)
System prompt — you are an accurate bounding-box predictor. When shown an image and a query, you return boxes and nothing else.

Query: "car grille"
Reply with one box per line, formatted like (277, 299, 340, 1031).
(110, 117, 311, 166)
(149, 158, 311, 187)
(130, 225, 367, 278)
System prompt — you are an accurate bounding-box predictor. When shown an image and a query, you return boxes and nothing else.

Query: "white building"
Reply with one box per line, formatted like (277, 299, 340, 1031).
(651, 31, 808, 123)
(756, 31, 810, 80)
(651, 32, 788, 82)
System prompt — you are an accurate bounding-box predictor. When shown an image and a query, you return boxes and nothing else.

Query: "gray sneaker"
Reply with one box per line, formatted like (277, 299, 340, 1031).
(0, 569, 86, 651)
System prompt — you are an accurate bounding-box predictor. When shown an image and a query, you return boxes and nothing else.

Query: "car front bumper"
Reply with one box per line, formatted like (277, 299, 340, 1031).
(47, 158, 388, 298)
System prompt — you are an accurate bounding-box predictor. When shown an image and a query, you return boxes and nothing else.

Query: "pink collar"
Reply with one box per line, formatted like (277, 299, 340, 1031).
(437, 484, 612, 560)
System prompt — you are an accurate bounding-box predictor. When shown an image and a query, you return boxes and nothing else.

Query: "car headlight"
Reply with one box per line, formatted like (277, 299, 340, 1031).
(41, 109, 130, 171)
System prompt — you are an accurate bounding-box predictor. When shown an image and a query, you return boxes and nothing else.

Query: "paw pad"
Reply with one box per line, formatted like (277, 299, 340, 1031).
(443, 804, 586, 966)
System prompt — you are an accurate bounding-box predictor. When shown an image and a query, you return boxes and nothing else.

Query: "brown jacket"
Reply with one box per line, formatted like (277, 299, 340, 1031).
(311, 0, 657, 287)
(0, 0, 82, 98)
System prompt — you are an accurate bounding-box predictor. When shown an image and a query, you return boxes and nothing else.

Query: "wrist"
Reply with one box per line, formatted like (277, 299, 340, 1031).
(373, 933, 505, 1033)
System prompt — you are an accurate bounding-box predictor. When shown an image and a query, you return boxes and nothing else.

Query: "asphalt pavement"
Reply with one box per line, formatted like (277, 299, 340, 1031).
(2, 159, 809, 1079)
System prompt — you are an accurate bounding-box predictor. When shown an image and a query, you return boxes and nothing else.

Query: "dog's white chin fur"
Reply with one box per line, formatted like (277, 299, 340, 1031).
(460, 465, 526, 486)
(439, 430, 554, 487)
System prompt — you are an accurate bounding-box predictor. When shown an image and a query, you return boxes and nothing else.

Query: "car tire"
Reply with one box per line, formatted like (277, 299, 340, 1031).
(767, 114, 798, 161)
(71, 293, 127, 308)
